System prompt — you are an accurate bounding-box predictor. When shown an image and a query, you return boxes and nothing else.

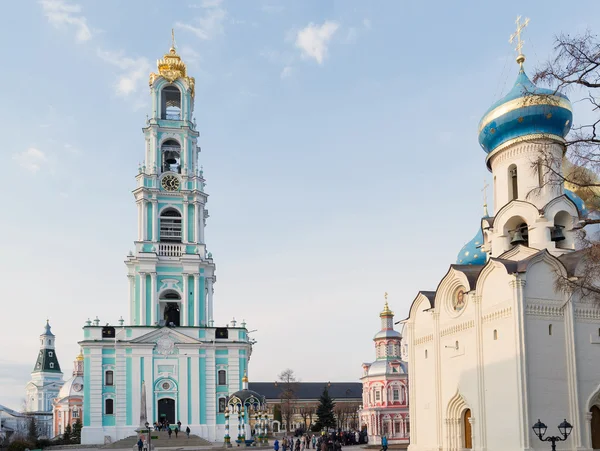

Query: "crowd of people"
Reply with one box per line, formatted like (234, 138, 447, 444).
(274, 431, 363, 451)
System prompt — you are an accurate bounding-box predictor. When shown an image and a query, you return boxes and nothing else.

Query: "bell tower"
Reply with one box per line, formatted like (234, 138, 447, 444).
(125, 32, 215, 328)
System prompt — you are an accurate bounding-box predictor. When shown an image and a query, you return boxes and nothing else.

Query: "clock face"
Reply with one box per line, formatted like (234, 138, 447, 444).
(73, 383, 83, 392)
(161, 175, 180, 192)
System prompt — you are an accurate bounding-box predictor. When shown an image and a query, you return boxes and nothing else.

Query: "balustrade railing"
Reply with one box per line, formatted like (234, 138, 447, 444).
(158, 242, 183, 257)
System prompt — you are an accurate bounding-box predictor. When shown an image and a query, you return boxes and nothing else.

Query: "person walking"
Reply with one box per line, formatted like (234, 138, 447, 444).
(312, 435, 316, 449)
(381, 435, 388, 451)
(274, 439, 280, 451)
(174, 426, 179, 438)
(137, 438, 144, 451)
(168, 427, 172, 439)
(186, 426, 191, 438)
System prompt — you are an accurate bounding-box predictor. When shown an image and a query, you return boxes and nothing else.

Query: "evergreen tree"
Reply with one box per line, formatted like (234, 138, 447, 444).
(63, 424, 72, 443)
(72, 419, 82, 444)
(315, 387, 336, 431)
(27, 416, 38, 443)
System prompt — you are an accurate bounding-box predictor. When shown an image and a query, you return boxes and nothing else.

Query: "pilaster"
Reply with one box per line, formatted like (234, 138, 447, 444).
(139, 272, 147, 326)
(182, 273, 189, 326)
(510, 277, 531, 450)
(194, 273, 201, 326)
(128, 275, 135, 324)
(150, 272, 157, 326)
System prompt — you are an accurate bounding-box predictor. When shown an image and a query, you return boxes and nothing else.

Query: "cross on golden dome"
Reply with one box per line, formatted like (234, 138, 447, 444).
(380, 292, 394, 317)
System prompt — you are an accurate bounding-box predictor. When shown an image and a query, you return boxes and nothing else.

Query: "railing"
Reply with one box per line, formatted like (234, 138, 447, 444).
(158, 243, 183, 257)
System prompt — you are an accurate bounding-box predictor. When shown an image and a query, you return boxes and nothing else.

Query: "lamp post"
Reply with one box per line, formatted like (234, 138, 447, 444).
(532, 419, 573, 451)
(144, 421, 152, 451)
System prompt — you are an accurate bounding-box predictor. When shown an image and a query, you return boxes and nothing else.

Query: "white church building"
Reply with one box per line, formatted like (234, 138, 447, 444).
(79, 38, 253, 445)
(402, 24, 600, 451)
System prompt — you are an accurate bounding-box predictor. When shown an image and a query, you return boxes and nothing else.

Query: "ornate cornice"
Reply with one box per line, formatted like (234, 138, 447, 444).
(482, 306, 512, 323)
(414, 334, 433, 345)
(440, 320, 474, 337)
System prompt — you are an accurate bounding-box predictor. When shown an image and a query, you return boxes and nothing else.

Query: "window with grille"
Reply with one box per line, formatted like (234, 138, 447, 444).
(393, 389, 400, 401)
(105, 370, 114, 386)
(218, 369, 227, 386)
(105, 399, 114, 415)
(160, 209, 182, 242)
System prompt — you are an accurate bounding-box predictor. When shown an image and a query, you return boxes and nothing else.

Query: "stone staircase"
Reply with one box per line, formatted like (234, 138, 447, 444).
(103, 431, 213, 449)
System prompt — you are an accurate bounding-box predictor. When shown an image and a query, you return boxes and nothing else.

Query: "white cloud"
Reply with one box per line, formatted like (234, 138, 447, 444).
(176, 0, 227, 41)
(39, 0, 92, 41)
(97, 48, 151, 97)
(280, 66, 293, 79)
(295, 21, 340, 64)
(13, 148, 47, 173)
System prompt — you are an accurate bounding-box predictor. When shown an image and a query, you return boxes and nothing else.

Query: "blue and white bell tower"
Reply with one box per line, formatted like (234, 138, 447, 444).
(126, 36, 214, 328)
(80, 35, 253, 445)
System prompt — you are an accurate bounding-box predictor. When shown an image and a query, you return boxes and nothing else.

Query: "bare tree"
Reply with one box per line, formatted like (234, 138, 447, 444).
(532, 31, 600, 300)
(277, 369, 298, 432)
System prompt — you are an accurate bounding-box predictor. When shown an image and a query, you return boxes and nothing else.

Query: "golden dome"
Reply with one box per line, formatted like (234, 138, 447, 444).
(380, 301, 394, 317)
(149, 30, 195, 97)
(76, 349, 84, 361)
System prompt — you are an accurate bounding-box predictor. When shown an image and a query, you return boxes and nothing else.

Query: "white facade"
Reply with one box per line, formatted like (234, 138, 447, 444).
(403, 49, 600, 451)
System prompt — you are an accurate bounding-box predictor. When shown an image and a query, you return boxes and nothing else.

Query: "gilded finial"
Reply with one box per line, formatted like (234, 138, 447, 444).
(242, 370, 248, 383)
(509, 16, 530, 68)
(380, 293, 394, 317)
(170, 28, 176, 53)
(76, 349, 84, 361)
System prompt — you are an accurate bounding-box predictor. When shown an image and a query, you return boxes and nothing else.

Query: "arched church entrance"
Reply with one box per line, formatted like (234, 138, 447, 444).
(463, 409, 472, 449)
(591, 405, 600, 449)
(158, 398, 176, 424)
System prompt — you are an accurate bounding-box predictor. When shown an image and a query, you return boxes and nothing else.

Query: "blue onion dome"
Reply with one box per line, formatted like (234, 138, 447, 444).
(565, 189, 588, 217)
(456, 228, 486, 265)
(478, 67, 573, 154)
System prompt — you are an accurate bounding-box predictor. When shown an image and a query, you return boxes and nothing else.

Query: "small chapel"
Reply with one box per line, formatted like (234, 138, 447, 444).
(402, 20, 600, 451)
(78, 36, 254, 444)
(359, 299, 409, 446)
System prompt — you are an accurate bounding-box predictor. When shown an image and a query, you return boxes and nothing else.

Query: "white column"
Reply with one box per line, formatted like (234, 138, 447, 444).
(128, 275, 135, 324)
(152, 201, 158, 242)
(142, 200, 148, 241)
(207, 277, 214, 324)
(194, 273, 201, 326)
(194, 202, 200, 244)
(183, 201, 189, 242)
(139, 272, 146, 326)
(199, 205, 205, 243)
(182, 273, 189, 326)
(137, 201, 143, 241)
(150, 272, 157, 326)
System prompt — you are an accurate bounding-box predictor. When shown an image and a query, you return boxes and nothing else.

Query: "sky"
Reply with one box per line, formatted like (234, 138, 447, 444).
(1, 0, 600, 410)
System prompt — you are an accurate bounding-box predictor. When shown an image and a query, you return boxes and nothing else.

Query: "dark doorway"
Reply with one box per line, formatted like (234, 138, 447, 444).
(164, 303, 180, 327)
(158, 398, 176, 424)
(463, 409, 472, 449)
(591, 405, 600, 449)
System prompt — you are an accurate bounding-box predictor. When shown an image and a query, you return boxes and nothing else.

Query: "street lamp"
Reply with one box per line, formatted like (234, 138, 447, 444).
(144, 421, 152, 451)
(532, 419, 573, 451)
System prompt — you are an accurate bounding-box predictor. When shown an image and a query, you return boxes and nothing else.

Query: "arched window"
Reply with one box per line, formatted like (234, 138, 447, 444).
(161, 86, 182, 120)
(105, 398, 114, 415)
(509, 164, 519, 200)
(49, 362, 54, 369)
(493, 329, 498, 340)
(553, 211, 572, 250)
(218, 397, 226, 413)
(161, 139, 181, 173)
(105, 370, 114, 386)
(590, 405, 600, 449)
(160, 208, 182, 242)
(218, 369, 227, 386)
(463, 409, 472, 449)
